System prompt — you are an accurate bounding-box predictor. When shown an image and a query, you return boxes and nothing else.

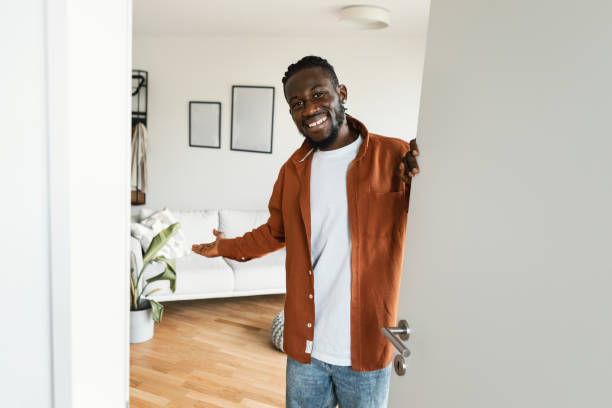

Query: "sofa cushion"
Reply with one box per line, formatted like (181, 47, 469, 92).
(138, 207, 154, 221)
(227, 248, 286, 292)
(218, 209, 270, 239)
(219, 209, 286, 291)
(143, 253, 233, 297)
(133, 208, 189, 258)
(173, 210, 219, 247)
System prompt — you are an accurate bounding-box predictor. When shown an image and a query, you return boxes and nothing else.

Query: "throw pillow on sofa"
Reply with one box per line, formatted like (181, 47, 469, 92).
(130, 207, 189, 258)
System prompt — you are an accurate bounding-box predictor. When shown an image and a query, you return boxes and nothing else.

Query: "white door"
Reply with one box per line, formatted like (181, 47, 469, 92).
(387, 0, 612, 407)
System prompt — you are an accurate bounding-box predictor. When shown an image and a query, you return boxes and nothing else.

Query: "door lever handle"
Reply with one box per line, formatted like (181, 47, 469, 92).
(381, 319, 411, 358)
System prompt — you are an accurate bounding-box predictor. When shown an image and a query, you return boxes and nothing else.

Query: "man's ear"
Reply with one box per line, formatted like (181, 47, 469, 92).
(338, 84, 348, 103)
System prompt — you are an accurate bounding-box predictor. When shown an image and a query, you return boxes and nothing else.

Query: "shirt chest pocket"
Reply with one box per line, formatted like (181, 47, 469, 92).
(366, 191, 408, 238)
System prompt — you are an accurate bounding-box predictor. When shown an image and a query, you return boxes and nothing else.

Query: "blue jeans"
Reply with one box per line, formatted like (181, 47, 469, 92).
(286, 355, 392, 407)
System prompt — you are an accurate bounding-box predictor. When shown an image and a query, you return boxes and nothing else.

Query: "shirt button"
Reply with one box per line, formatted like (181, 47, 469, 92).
(307, 322, 312, 328)
(308, 294, 313, 299)
(308, 270, 312, 275)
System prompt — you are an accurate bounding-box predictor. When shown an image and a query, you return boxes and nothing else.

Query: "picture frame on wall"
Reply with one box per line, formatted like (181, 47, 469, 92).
(189, 101, 221, 149)
(230, 85, 275, 154)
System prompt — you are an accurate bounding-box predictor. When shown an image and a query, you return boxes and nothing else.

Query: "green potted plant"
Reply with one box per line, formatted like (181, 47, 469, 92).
(129, 222, 180, 343)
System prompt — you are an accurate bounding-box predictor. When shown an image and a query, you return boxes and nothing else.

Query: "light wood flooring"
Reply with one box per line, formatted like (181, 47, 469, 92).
(130, 294, 287, 408)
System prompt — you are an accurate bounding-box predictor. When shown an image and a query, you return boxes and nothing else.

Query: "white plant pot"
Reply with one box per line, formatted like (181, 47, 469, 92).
(130, 308, 154, 343)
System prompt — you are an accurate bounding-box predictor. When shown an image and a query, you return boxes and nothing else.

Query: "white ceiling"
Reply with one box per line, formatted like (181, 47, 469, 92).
(133, 0, 430, 37)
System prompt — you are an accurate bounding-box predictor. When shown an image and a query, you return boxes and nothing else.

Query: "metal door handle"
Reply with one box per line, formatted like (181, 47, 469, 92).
(381, 319, 411, 358)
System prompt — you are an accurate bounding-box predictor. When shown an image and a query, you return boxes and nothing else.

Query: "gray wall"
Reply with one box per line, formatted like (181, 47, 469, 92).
(391, 0, 612, 406)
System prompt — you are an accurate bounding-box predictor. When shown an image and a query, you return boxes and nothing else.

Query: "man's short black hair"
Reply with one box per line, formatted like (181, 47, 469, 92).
(282, 56, 340, 89)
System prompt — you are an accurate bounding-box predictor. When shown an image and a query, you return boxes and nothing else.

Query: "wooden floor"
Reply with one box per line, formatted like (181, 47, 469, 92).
(130, 294, 287, 408)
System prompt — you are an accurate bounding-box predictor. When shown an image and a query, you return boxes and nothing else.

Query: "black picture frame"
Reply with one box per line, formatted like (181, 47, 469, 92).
(230, 85, 275, 154)
(189, 101, 221, 149)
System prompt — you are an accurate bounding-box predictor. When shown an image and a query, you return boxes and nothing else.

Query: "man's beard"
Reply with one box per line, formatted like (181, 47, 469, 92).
(302, 105, 346, 150)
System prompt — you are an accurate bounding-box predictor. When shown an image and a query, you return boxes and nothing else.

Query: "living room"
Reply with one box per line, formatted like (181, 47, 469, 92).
(128, 1, 428, 407)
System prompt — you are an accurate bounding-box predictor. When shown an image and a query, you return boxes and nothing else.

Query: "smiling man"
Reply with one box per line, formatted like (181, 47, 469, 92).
(192, 56, 419, 407)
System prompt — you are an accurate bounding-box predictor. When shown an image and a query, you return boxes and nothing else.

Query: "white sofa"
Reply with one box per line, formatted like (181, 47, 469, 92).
(130, 208, 286, 302)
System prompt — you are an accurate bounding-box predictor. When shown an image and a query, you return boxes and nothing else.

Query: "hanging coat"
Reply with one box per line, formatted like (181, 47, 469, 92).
(131, 122, 148, 193)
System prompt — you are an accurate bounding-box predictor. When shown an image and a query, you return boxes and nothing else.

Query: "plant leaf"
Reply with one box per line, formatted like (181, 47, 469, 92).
(149, 299, 164, 323)
(130, 252, 137, 278)
(145, 256, 177, 292)
(143, 222, 181, 264)
(144, 288, 161, 297)
(129, 275, 137, 310)
(153, 255, 176, 272)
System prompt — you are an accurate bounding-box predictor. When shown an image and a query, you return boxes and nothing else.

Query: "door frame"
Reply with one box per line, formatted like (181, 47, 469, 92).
(46, 0, 132, 406)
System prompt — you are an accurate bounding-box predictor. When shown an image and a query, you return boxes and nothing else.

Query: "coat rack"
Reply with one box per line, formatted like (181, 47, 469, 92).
(132, 70, 148, 205)
(132, 70, 148, 126)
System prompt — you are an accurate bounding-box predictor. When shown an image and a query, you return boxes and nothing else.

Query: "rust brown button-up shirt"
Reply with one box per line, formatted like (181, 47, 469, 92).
(217, 115, 411, 372)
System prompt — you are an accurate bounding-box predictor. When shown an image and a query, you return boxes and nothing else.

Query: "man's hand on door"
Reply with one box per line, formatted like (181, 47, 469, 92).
(396, 139, 420, 185)
(192, 228, 225, 257)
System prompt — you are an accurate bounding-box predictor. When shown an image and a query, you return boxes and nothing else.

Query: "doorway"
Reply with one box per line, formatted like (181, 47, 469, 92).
(127, 1, 429, 406)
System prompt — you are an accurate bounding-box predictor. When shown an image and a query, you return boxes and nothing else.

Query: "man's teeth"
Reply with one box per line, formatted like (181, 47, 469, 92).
(307, 116, 327, 128)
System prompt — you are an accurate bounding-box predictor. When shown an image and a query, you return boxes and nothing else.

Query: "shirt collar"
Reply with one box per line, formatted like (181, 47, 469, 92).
(291, 115, 370, 164)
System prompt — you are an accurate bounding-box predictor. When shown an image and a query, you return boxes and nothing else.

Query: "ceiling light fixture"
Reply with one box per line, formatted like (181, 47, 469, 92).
(339, 5, 391, 30)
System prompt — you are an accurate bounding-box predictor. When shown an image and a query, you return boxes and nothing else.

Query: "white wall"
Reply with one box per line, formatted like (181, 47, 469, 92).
(60, 1, 132, 406)
(1, 1, 131, 407)
(132, 35, 426, 213)
(0, 1, 53, 406)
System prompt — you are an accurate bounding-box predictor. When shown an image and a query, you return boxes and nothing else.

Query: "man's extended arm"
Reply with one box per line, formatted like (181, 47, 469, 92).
(192, 165, 286, 261)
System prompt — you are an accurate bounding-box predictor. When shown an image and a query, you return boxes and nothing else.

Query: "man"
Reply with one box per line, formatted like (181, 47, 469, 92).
(192, 56, 419, 407)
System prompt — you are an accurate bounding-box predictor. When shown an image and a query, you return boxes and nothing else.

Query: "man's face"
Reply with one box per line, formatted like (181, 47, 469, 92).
(284, 67, 347, 149)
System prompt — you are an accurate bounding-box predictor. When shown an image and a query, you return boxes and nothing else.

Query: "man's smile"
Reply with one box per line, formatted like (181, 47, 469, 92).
(307, 115, 328, 128)
(304, 114, 330, 133)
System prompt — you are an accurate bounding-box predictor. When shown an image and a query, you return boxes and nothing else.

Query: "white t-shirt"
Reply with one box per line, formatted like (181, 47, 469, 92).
(309, 135, 362, 366)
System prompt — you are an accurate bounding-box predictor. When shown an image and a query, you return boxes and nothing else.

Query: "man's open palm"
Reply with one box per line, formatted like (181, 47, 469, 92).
(192, 228, 225, 257)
